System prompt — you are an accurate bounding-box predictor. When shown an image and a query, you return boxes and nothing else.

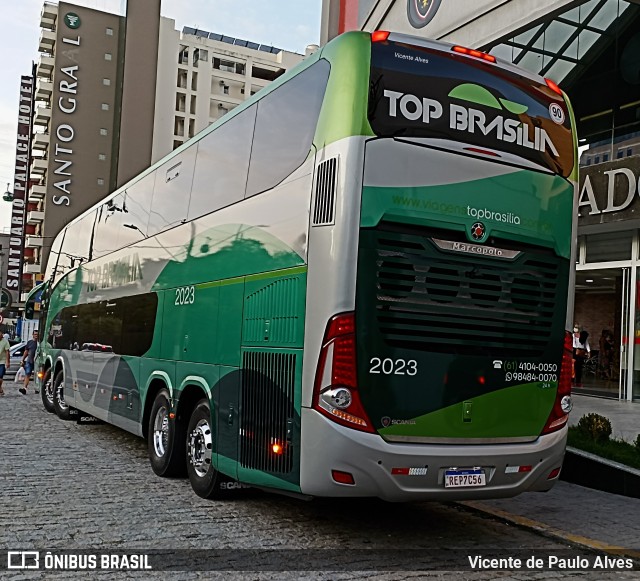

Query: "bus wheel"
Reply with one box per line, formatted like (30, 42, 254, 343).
(148, 389, 186, 477)
(186, 399, 225, 499)
(41, 369, 55, 413)
(52, 369, 72, 421)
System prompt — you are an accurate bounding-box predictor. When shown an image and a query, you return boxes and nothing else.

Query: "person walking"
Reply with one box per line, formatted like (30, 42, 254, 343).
(19, 330, 39, 395)
(573, 329, 590, 387)
(0, 333, 10, 396)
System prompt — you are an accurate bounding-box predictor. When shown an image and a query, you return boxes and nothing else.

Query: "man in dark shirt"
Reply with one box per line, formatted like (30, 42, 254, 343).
(19, 330, 39, 395)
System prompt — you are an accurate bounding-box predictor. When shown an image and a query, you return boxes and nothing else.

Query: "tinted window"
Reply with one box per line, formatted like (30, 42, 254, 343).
(246, 60, 330, 197)
(56, 214, 93, 280)
(123, 171, 157, 237)
(188, 105, 256, 220)
(57, 293, 157, 356)
(92, 201, 122, 259)
(369, 41, 574, 177)
(148, 148, 197, 235)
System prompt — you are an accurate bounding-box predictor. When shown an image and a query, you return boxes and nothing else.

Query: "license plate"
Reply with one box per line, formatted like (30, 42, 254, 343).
(444, 468, 486, 488)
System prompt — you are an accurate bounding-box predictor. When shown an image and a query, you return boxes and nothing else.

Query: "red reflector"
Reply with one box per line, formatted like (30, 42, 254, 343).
(464, 147, 500, 157)
(478, 375, 486, 385)
(332, 470, 355, 485)
(545, 78, 563, 95)
(372, 30, 390, 43)
(391, 468, 410, 475)
(519, 465, 533, 473)
(547, 467, 561, 480)
(452, 45, 496, 63)
(272, 443, 284, 455)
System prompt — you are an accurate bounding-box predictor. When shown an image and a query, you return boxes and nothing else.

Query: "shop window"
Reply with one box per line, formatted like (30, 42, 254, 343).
(586, 231, 633, 263)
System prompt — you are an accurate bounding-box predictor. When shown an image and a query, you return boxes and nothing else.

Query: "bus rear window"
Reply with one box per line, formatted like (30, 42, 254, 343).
(368, 41, 574, 178)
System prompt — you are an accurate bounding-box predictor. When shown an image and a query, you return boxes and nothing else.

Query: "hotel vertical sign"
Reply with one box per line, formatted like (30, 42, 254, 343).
(7, 75, 34, 298)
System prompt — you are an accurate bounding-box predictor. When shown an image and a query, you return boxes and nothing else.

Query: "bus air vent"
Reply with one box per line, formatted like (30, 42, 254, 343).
(313, 158, 338, 226)
(240, 350, 296, 474)
(356, 226, 568, 358)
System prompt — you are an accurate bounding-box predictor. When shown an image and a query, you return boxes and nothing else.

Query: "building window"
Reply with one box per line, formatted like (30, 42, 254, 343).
(103, 78, 111, 86)
(104, 53, 112, 61)
(617, 150, 624, 159)
(106, 27, 113, 36)
(98, 154, 106, 161)
(173, 140, 183, 150)
(628, 148, 633, 157)
(101, 103, 110, 111)
(100, 128, 108, 136)
(223, 85, 229, 95)
(191, 72, 198, 91)
(603, 153, 609, 162)
(594, 155, 600, 163)
(177, 69, 187, 89)
(97, 178, 105, 186)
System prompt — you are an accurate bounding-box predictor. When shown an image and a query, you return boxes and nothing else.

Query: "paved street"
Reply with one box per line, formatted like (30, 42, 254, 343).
(0, 385, 638, 580)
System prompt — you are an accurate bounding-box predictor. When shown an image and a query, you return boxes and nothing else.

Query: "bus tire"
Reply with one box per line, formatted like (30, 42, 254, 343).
(41, 369, 55, 413)
(186, 399, 226, 499)
(52, 369, 72, 421)
(148, 389, 186, 477)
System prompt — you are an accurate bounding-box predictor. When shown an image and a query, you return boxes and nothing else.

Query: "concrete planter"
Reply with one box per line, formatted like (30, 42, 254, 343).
(561, 446, 640, 499)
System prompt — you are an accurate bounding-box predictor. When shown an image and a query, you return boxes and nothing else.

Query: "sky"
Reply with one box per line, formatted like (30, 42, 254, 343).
(0, 0, 322, 232)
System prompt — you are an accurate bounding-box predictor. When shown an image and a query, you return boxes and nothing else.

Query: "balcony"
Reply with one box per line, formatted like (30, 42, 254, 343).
(36, 54, 54, 77)
(27, 211, 45, 225)
(35, 78, 53, 101)
(23, 263, 43, 275)
(29, 184, 47, 203)
(26, 236, 44, 249)
(38, 29, 56, 53)
(30, 157, 48, 175)
(33, 105, 51, 127)
(40, 2, 58, 30)
(32, 132, 50, 151)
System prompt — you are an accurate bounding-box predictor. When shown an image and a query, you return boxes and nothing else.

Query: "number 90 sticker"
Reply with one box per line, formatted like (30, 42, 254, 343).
(549, 102, 565, 125)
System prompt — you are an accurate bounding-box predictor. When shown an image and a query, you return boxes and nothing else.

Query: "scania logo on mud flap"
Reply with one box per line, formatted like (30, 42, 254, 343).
(219, 481, 251, 490)
(381, 416, 391, 427)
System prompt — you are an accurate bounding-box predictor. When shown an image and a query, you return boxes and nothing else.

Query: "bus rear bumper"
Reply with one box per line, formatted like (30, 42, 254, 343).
(299, 408, 566, 501)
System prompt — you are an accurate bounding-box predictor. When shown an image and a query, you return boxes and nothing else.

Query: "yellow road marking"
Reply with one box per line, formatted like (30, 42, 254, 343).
(460, 501, 640, 559)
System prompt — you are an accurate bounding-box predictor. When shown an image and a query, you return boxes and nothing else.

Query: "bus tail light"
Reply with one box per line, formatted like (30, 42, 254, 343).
(313, 313, 374, 433)
(452, 45, 496, 63)
(371, 31, 390, 43)
(542, 331, 573, 435)
(545, 78, 563, 96)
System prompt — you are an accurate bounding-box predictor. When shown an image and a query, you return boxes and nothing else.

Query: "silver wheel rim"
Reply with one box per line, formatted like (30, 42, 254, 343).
(45, 378, 54, 406)
(188, 418, 213, 478)
(56, 380, 68, 411)
(153, 407, 170, 458)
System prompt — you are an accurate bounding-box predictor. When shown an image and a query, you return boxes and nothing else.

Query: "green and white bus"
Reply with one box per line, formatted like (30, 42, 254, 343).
(31, 30, 578, 501)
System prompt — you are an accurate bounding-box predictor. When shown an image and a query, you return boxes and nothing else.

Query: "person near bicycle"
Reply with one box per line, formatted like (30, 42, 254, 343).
(573, 327, 591, 387)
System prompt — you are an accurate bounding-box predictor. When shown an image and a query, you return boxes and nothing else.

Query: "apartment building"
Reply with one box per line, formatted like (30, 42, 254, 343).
(152, 21, 308, 163)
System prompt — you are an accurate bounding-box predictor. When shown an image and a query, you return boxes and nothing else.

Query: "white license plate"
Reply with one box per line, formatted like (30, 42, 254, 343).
(444, 469, 486, 488)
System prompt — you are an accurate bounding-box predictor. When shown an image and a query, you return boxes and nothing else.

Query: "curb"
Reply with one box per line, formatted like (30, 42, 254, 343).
(561, 447, 640, 499)
(458, 501, 640, 560)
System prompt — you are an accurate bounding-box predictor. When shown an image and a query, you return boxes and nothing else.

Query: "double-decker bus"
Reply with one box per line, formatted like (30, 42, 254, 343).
(29, 30, 577, 501)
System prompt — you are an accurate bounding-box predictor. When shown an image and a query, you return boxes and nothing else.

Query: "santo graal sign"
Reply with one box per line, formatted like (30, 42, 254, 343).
(578, 156, 640, 226)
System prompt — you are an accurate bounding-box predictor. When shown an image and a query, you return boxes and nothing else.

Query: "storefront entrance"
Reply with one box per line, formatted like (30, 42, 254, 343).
(573, 268, 629, 399)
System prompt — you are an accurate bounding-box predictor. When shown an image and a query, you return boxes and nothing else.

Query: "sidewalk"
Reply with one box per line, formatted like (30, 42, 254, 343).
(463, 394, 640, 556)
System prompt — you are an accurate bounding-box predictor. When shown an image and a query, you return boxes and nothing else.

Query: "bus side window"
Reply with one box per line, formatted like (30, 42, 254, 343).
(188, 105, 257, 221)
(245, 60, 330, 198)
